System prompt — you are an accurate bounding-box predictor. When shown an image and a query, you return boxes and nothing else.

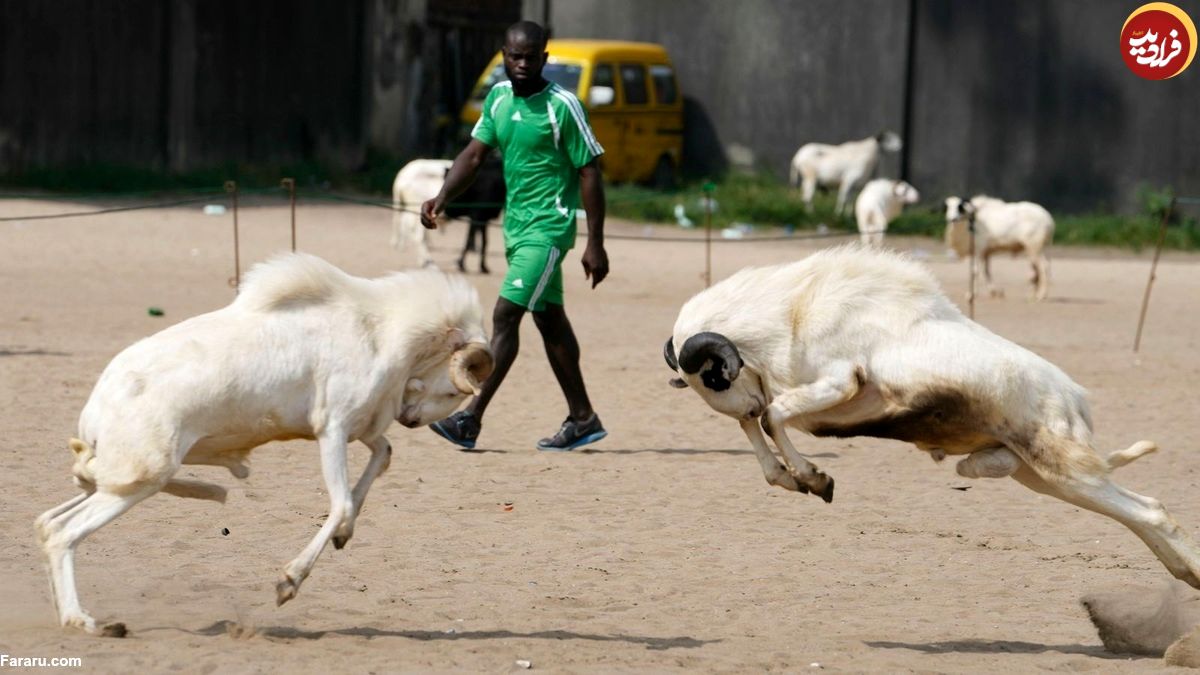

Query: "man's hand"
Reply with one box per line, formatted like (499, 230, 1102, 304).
(581, 242, 609, 288)
(420, 197, 443, 229)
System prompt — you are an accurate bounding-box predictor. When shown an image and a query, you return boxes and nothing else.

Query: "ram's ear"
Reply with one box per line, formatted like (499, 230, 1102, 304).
(445, 328, 468, 350)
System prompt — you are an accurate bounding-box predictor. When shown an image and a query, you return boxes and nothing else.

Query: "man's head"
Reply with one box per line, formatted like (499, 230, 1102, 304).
(502, 21, 549, 87)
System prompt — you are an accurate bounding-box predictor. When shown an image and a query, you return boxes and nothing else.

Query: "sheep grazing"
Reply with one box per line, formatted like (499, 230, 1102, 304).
(663, 245, 1200, 590)
(945, 195, 1055, 301)
(391, 157, 505, 273)
(789, 131, 903, 217)
(35, 254, 494, 635)
(854, 178, 920, 246)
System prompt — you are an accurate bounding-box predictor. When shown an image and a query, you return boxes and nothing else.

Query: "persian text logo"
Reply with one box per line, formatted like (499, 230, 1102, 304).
(1121, 2, 1197, 79)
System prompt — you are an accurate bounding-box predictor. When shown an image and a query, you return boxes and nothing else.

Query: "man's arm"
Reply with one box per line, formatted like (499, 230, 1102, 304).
(421, 139, 493, 229)
(579, 159, 608, 288)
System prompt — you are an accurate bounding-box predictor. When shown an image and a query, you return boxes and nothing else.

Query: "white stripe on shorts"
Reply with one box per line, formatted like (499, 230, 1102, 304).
(528, 246, 561, 310)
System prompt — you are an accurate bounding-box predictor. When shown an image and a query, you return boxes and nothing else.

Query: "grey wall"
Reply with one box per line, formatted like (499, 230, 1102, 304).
(550, 0, 1200, 212)
(549, 0, 910, 180)
(2, 0, 1197, 212)
(908, 0, 1200, 212)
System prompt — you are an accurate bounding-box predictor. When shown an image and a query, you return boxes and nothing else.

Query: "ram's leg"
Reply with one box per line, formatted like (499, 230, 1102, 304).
(1032, 252, 1050, 301)
(982, 250, 1004, 298)
(389, 199, 403, 249)
(956, 446, 1021, 478)
(759, 364, 860, 503)
(332, 436, 393, 550)
(1009, 439, 1200, 589)
(835, 181, 853, 218)
(39, 488, 155, 635)
(181, 446, 250, 478)
(738, 419, 802, 493)
(413, 213, 435, 268)
(801, 176, 817, 213)
(277, 427, 353, 606)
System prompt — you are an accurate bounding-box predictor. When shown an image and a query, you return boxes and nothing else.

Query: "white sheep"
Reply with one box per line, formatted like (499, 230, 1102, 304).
(391, 159, 453, 268)
(663, 245, 1200, 590)
(790, 131, 903, 217)
(35, 254, 493, 635)
(854, 178, 920, 246)
(945, 195, 1055, 301)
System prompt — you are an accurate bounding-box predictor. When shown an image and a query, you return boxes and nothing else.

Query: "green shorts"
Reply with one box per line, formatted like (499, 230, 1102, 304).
(500, 242, 565, 312)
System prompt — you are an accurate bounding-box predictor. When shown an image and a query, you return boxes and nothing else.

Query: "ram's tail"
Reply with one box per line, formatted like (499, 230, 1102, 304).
(1108, 440, 1158, 470)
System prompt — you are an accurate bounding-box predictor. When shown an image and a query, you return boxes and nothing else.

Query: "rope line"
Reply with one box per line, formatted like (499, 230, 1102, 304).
(0, 195, 223, 222)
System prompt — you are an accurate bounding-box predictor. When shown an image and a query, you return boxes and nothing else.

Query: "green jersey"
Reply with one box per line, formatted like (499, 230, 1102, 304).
(472, 80, 604, 250)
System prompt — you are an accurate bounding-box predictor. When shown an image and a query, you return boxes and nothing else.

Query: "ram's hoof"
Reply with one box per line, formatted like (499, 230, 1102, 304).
(276, 575, 299, 606)
(817, 476, 835, 504)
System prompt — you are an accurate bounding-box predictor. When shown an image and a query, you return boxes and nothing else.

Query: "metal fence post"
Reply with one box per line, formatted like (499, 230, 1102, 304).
(281, 177, 296, 252)
(225, 180, 240, 293)
(1133, 196, 1175, 352)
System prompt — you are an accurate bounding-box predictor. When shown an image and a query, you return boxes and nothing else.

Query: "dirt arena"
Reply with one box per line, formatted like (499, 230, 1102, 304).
(2, 197, 1198, 673)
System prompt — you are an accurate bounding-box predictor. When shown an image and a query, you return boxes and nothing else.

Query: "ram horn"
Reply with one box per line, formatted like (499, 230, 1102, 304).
(664, 336, 679, 371)
(449, 342, 494, 395)
(676, 331, 743, 392)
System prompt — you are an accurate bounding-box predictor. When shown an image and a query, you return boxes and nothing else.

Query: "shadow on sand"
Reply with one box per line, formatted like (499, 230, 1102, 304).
(865, 638, 1137, 660)
(172, 620, 718, 651)
(0, 347, 70, 357)
(581, 448, 840, 459)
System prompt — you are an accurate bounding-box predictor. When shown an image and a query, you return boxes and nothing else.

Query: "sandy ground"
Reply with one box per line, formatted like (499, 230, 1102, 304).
(2, 196, 1199, 673)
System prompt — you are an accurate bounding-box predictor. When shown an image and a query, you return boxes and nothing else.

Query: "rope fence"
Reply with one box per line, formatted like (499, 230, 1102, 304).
(5, 180, 1196, 350)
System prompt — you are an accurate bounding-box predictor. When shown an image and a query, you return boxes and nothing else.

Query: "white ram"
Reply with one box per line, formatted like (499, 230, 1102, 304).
(790, 131, 903, 217)
(664, 245, 1200, 590)
(945, 195, 1054, 301)
(36, 254, 493, 634)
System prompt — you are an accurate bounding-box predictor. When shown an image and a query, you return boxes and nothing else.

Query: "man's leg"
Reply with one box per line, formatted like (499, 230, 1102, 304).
(468, 297, 525, 420)
(531, 302, 606, 451)
(531, 302, 593, 421)
(428, 297, 524, 449)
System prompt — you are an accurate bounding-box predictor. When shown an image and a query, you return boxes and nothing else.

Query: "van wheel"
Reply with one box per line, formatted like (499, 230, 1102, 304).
(651, 155, 676, 190)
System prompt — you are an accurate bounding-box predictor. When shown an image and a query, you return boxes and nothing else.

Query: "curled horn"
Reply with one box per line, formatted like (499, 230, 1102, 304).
(449, 342, 494, 395)
(676, 331, 742, 392)
(663, 336, 688, 388)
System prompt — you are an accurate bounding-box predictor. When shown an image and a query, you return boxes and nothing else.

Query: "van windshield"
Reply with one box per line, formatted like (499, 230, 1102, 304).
(471, 62, 583, 101)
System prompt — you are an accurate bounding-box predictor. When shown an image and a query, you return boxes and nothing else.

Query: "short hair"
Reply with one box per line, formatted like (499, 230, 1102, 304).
(505, 20, 548, 50)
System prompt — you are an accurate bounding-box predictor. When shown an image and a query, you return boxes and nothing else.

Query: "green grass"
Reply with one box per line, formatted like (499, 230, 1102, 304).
(608, 173, 1200, 251)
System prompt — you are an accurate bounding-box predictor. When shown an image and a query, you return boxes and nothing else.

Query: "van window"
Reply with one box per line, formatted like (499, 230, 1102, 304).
(649, 64, 677, 105)
(590, 64, 615, 106)
(544, 63, 583, 94)
(619, 64, 649, 105)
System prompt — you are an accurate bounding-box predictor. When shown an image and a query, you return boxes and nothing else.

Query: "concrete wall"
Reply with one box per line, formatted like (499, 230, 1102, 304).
(549, 0, 1200, 212)
(548, 0, 910, 180)
(908, 0, 1200, 211)
(3, 0, 1197, 211)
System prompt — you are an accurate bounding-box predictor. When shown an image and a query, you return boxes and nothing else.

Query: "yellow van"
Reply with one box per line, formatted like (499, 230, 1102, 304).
(460, 40, 683, 187)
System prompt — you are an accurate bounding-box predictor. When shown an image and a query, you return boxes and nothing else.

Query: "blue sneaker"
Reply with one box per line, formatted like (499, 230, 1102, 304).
(537, 414, 607, 452)
(429, 410, 480, 450)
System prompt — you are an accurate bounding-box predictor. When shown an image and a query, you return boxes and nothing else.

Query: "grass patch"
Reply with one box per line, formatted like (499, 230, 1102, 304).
(608, 174, 1199, 251)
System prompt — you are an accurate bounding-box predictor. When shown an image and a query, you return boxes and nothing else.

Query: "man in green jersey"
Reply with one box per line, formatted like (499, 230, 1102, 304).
(422, 20, 609, 451)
